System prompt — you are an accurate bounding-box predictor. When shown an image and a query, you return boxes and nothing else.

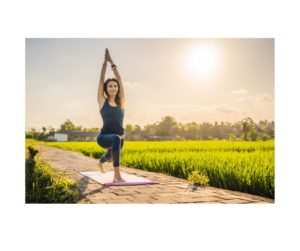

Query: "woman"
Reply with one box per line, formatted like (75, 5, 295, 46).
(97, 48, 126, 183)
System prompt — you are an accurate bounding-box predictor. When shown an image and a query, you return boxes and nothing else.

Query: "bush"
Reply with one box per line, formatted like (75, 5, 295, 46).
(188, 170, 210, 187)
(258, 133, 271, 141)
(228, 133, 237, 141)
(25, 146, 80, 203)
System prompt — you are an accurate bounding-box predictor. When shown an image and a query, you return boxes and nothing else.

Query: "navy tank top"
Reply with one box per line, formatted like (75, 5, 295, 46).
(99, 99, 125, 135)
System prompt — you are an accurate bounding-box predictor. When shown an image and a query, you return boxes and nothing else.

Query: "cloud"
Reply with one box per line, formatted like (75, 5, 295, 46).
(145, 103, 241, 114)
(231, 89, 248, 95)
(123, 81, 144, 89)
(60, 101, 83, 110)
(179, 116, 192, 120)
(256, 94, 273, 105)
(235, 97, 246, 102)
(212, 104, 240, 114)
(145, 104, 212, 111)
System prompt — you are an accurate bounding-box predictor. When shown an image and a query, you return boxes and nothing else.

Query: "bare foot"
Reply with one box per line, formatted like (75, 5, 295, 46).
(98, 161, 106, 173)
(113, 177, 126, 183)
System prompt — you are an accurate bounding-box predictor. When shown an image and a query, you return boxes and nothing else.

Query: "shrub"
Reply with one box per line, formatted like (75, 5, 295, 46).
(25, 146, 80, 203)
(188, 170, 210, 187)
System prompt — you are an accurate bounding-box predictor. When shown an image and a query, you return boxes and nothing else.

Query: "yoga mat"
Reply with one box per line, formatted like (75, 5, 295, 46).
(79, 171, 160, 186)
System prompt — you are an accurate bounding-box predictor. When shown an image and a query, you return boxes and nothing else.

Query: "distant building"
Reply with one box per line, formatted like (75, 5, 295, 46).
(67, 131, 99, 141)
(46, 133, 68, 142)
(45, 131, 99, 142)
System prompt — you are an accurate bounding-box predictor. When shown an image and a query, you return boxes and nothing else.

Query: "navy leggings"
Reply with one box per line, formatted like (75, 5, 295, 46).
(97, 134, 124, 167)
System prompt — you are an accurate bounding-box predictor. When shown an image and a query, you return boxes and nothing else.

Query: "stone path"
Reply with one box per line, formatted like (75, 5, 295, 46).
(34, 145, 274, 204)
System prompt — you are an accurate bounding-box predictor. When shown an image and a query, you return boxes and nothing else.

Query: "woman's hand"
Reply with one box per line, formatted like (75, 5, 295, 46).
(106, 49, 113, 64)
(104, 48, 109, 63)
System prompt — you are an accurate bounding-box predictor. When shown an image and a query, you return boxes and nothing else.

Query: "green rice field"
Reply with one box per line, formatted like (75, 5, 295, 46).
(26, 139, 274, 198)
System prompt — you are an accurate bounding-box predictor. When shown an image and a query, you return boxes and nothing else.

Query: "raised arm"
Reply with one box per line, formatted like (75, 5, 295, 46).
(113, 66, 125, 100)
(107, 51, 125, 100)
(97, 53, 108, 104)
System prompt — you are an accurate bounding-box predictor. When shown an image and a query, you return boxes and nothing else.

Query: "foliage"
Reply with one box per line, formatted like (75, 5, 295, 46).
(188, 170, 210, 187)
(25, 117, 274, 141)
(39, 139, 275, 199)
(25, 145, 80, 203)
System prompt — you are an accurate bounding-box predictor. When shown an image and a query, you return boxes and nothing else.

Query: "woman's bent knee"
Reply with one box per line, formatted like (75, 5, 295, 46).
(97, 134, 122, 149)
(113, 134, 121, 142)
(97, 134, 112, 148)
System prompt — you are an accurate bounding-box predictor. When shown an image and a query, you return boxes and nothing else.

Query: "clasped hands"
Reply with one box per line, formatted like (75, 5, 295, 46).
(105, 48, 113, 64)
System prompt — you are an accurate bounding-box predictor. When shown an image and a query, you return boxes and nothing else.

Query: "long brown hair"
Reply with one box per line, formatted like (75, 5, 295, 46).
(103, 78, 124, 109)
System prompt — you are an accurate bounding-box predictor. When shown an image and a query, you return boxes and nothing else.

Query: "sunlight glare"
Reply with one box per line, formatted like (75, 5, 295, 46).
(185, 44, 220, 79)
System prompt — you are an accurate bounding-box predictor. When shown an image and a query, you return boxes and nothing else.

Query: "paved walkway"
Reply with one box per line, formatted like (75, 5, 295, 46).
(34, 145, 274, 204)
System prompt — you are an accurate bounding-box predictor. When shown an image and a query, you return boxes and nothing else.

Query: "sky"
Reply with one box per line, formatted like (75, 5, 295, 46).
(25, 38, 274, 131)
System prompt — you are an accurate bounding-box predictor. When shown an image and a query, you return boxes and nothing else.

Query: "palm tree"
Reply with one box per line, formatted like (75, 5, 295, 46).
(241, 117, 255, 141)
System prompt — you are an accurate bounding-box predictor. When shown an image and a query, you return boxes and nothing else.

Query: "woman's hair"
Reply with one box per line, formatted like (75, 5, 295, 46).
(103, 78, 124, 108)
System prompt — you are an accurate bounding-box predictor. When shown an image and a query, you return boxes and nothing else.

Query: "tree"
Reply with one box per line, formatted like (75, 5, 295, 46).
(249, 128, 259, 141)
(173, 123, 184, 138)
(59, 119, 76, 133)
(143, 123, 158, 136)
(240, 117, 255, 141)
(132, 125, 142, 134)
(47, 126, 56, 134)
(211, 121, 222, 139)
(42, 126, 47, 134)
(228, 133, 237, 141)
(184, 122, 199, 139)
(157, 116, 177, 136)
(258, 133, 270, 141)
(199, 122, 210, 140)
(125, 124, 134, 133)
(29, 128, 37, 139)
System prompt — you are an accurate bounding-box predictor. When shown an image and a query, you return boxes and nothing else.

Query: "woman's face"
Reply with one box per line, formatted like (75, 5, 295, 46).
(107, 81, 118, 96)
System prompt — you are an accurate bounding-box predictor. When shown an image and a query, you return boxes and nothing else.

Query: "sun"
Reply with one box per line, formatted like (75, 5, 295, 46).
(185, 44, 220, 79)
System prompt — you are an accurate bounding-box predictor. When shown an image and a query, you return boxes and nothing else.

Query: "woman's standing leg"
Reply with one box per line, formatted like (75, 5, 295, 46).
(99, 139, 124, 163)
(97, 134, 125, 181)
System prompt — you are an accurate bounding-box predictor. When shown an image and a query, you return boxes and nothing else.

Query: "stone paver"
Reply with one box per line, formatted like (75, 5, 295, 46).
(34, 145, 274, 204)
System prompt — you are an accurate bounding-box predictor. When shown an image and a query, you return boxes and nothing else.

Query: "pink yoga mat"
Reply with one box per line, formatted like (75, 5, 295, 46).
(79, 171, 160, 186)
(104, 181, 160, 186)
